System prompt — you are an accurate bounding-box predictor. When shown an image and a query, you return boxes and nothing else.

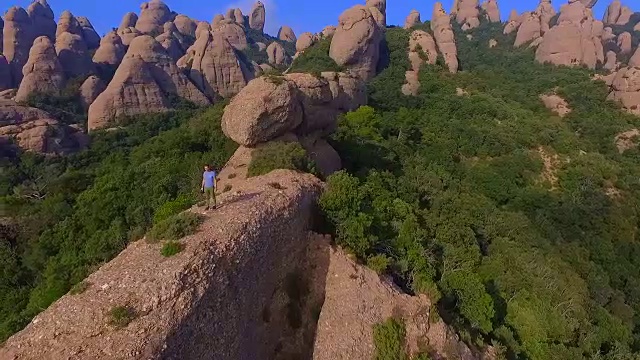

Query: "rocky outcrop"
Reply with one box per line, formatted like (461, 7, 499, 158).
(278, 26, 297, 42)
(504, 10, 522, 34)
(322, 26, 336, 39)
(118, 27, 142, 46)
(236, 8, 248, 27)
(266, 41, 290, 66)
(535, 0, 604, 69)
(329, 5, 383, 81)
(88, 35, 209, 130)
(605, 50, 618, 71)
(615, 128, 640, 153)
(16, 36, 66, 103)
(77, 17, 101, 50)
(453, 0, 481, 30)
(482, 0, 501, 23)
(79, 75, 106, 109)
(630, 47, 640, 68)
(366, 0, 387, 28)
(540, 93, 572, 117)
(320, 71, 367, 113)
(431, 2, 459, 74)
(196, 21, 211, 39)
(313, 247, 486, 360)
(404, 10, 421, 29)
(603, 0, 633, 25)
(56, 11, 82, 38)
(213, 19, 248, 50)
(212, 14, 225, 28)
(0, 169, 325, 360)
(403, 30, 438, 96)
(118, 12, 139, 31)
(0, 56, 11, 91)
(26, 0, 55, 40)
(179, 31, 250, 100)
(3, 6, 34, 87)
(296, 32, 316, 53)
(136, 0, 172, 35)
(55, 32, 95, 78)
(250, 1, 266, 32)
(93, 31, 126, 75)
(608, 66, 640, 116)
(514, 0, 556, 47)
(618, 32, 632, 54)
(174, 15, 197, 38)
(156, 28, 185, 62)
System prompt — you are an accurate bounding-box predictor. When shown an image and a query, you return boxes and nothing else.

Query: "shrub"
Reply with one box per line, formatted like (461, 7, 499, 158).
(289, 37, 343, 73)
(153, 194, 195, 224)
(161, 241, 183, 257)
(373, 318, 408, 360)
(367, 254, 391, 274)
(223, 184, 232, 193)
(247, 141, 316, 177)
(146, 212, 203, 243)
(108, 306, 136, 328)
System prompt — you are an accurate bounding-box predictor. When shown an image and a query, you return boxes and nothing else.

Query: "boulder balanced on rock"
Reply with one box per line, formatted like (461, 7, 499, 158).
(27, 0, 56, 40)
(16, 36, 66, 103)
(250, 1, 266, 32)
(431, 2, 459, 74)
(4, 6, 35, 87)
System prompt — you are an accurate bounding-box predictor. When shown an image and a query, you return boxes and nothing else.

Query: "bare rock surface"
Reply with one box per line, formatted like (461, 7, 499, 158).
(482, 0, 501, 23)
(515, 0, 556, 47)
(93, 31, 126, 74)
(278, 25, 297, 42)
(618, 32, 632, 54)
(212, 14, 225, 28)
(88, 35, 209, 130)
(174, 15, 197, 38)
(16, 36, 66, 103)
(431, 2, 459, 73)
(56, 11, 82, 38)
(4, 6, 35, 87)
(404, 9, 421, 29)
(80, 75, 107, 109)
(0, 56, 12, 91)
(615, 128, 640, 153)
(196, 21, 212, 39)
(0, 169, 325, 360)
(286, 73, 336, 135)
(603, 0, 633, 25)
(296, 32, 316, 53)
(608, 66, 640, 116)
(312, 247, 483, 360)
(118, 27, 142, 46)
(322, 26, 336, 38)
(213, 19, 248, 50)
(605, 50, 618, 71)
(136, 0, 172, 35)
(535, 0, 604, 69)
(320, 71, 367, 113)
(27, 0, 55, 40)
(77, 17, 101, 50)
(55, 32, 95, 78)
(0, 99, 86, 154)
(453, 0, 481, 30)
(630, 47, 640, 68)
(504, 9, 522, 34)
(119, 12, 139, 31)
(266, 41, 290, 66)
(329, 5, 383, 80)
(403, 30, 437, 96)
(180, 31, 250, 99)
(540, 93, 572, 117)
(156, 29, 185, 62)
(234, 8, 247, 28)
(250, 1, 266, 32)
(366, 0, 387, 27)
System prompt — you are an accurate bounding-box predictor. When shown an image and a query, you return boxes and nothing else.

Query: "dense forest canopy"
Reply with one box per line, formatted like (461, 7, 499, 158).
(1, 12, 640, 360)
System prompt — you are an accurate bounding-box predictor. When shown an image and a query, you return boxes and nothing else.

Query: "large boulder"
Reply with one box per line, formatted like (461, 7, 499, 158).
(604, 50, 618, 71)
(278, 26, 297, 42)
(296, 32, 316, 53)
(504, 10, 522, 34)
(77, 17, 101, 50)
(249, 1, 266, 32)
(366, 0, 387, 27)
(540, 93, 571, 117)
(155, 31, 184, 62)
(603, 0, 633, 25)
(403, 30, 438, 96)
(3, 7, 34, 87)
(482, 0, 501, 23)
(212, 14, 225, 28)
(56, 11, 82, 38)
(320, 71, 367, 112)
(196, 21, 211, 39)
(93, 31, 126, 76)
(266, 41, 290, 66)
(136, 0, 172, 35)
(0, 100, 87, 154)
(515, 0, 556, 47)
(234, 8, 247, 28)
(222, 76, 303, 146)
(630, 47, 640, 68)
(329, 5, 383, 81)
(118, 12, 139, 31)
(618, 32, 632, 54)
(535, 0, 604, 69)
(0, 56, 12, 91)
(118, 27, 142, 46)
(179, 31, 250, 99)
(88, 35, 209, 130)
(322, 26, 337, 39)
(213, 19, 248, 50)
(16, 36, 65, 103)
(404, 10, 421, 29)
(79, 75, 106, 109)
(27, 0, 55, 40)
(285, 73, 336, 135)
(608, 66, 640, 116)
(453, 0, 480, 30)
(55, 32, 95, 78)
(300, 135, 342, 177)
(431, 2, 459, 73)
(174, 15, 197, 38)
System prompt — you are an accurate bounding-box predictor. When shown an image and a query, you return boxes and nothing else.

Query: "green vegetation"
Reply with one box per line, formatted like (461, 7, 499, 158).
(289, 37, 342, 74)
(247, 141, 316, 177)
(69, 281, 90, 295)
(373, 318, 408, 360)
(107, 305, 136, 328)
(147, 213, 203, 243)
(0, 104, 235, 341)
(160, 241, 184, 257)
(24, 76, 88, 126)
(320, 20, 640, 359)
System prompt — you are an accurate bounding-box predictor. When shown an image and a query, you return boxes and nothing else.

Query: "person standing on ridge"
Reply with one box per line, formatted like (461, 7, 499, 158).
(201, 164, 217, 210)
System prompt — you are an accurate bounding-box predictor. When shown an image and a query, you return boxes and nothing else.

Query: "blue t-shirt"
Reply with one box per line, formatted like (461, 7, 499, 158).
(203, 171, 217, 188)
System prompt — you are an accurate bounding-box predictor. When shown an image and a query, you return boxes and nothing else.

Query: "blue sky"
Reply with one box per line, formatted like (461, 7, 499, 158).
(5, 0, 613, 37)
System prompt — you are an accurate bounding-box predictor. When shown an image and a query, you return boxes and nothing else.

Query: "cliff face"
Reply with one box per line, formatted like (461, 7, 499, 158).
(0, 170, 326, 360)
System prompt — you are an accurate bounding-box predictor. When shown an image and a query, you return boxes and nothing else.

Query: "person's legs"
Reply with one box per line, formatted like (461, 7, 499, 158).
(205, 187, 213, 210)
